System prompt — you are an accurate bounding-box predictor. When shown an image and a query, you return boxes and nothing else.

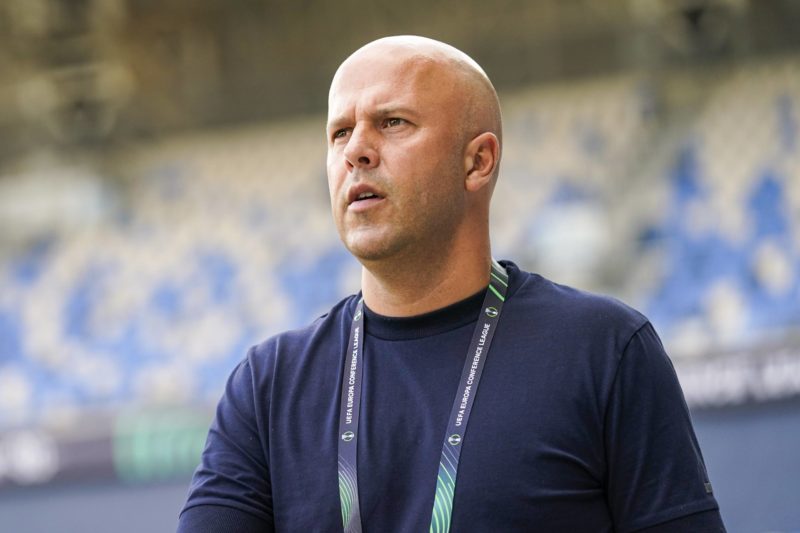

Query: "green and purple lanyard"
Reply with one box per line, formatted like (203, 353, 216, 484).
(337, 260, 509, 533)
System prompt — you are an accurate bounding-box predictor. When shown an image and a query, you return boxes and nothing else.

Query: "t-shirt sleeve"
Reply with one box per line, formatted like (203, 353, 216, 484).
(604, 322, 725, 532)
(177, 349, 275, 533)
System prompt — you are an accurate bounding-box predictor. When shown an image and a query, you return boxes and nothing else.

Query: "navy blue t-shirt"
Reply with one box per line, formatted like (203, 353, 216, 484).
(179, 262, 723, 532)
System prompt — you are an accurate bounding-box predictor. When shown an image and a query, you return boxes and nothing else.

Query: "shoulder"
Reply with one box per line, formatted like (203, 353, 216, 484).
(502, 261, 649, 356)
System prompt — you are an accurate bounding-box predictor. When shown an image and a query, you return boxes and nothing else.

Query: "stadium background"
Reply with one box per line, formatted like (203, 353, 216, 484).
(0, 0, 798, 531)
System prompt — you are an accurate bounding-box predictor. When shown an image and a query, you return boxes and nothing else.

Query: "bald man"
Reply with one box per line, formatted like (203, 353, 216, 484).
(178, 36, 724, 532)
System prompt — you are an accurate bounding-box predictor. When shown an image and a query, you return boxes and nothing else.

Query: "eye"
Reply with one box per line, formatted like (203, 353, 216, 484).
(383, 118, 406, 128)
(332, 128, 350, 141)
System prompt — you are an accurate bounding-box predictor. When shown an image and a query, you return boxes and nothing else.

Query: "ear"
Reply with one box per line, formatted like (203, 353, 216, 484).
(463, 132, 499, 192)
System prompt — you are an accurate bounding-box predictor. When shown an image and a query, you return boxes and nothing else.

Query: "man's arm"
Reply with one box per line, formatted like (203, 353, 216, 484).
(178, 505, 270, 533)
(634, 510, 726, 532)
(604, 322, 725, 532)
(177, 351, 275, 533)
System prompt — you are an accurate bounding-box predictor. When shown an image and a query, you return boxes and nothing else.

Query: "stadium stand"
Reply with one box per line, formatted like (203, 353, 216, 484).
(639, 56, 800, 354)
(0, 56, 798, 433)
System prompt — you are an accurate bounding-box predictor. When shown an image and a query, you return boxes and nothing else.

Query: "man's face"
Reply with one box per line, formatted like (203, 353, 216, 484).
(326, 51, 469, 264)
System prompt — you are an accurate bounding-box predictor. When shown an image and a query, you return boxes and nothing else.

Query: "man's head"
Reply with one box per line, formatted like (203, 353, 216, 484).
(326, 36, 502, 267)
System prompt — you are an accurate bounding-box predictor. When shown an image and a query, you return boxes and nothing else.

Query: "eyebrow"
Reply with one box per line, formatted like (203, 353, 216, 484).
(326, 116, 350, 133)
(327, 106, 420, 132)
(374, 106, 418, 118)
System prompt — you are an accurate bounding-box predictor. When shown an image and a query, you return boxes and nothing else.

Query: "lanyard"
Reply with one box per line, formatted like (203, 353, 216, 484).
(337, 260, 509, 533)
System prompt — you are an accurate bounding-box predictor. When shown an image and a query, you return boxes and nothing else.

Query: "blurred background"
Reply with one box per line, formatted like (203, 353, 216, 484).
(0, 0, 798, 531)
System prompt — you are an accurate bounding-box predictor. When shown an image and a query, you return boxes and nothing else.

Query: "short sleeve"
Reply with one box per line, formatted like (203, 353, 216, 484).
(604, 322, 724, 532)
(177, 349, 275, 533)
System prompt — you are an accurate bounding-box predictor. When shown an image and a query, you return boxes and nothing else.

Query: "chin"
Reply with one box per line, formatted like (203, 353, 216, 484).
(344, 235, 401, 264)
(347, 245, 393, 264)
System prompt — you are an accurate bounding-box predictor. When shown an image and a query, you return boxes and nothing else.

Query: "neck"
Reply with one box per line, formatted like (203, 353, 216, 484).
(360, 243, 492, 317)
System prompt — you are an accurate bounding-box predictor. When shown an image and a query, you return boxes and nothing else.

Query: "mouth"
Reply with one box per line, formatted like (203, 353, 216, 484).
(347, 185, 385, 209)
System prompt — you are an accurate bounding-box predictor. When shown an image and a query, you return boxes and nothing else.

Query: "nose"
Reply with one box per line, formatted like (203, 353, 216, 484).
(343, 126, 379, 171)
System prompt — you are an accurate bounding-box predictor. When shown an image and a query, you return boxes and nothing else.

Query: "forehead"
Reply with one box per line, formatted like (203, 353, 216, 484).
(327, 52, 452, 122)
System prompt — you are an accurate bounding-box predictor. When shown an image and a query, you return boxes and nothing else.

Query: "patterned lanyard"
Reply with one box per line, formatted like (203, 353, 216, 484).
(337, 260, 509, 532)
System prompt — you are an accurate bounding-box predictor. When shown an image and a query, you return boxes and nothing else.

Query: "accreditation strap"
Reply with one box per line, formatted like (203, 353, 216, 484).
(337, 297, 365, 532)
(337, 260, 509, 533)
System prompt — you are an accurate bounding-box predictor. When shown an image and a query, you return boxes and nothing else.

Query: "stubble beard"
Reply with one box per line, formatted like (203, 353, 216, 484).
(340, 188, 464, 269)
(335, 150, 467, 268)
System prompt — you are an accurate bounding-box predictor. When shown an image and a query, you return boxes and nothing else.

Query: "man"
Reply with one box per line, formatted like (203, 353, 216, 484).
(178, 36, 724, 532)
